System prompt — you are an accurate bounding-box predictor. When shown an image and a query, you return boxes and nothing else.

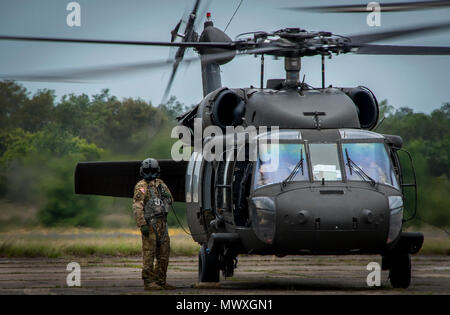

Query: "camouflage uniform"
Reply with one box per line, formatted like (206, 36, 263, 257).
(133, 178, 173, 287)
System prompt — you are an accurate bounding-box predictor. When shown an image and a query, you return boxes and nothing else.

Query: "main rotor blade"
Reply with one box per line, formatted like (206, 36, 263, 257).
(290, 0, 450, 13)
(184, 0, 201, 40)
(161, 0, 203, 104)
(0, 59, 175, 83)
(353, 44, 450, 55)
(0, 35, 235, 49)
(0, 47, 275, 82)
(347, 21, 450, 44)
(192, 0, 201, 15)
(161, 58, 182, 103)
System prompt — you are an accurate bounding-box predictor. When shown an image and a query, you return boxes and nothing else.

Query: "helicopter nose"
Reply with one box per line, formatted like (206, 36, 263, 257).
(274, 186, 390, 253)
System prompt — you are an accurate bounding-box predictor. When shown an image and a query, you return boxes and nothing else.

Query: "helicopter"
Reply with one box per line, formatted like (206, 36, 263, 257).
(2, 0, 450, 289)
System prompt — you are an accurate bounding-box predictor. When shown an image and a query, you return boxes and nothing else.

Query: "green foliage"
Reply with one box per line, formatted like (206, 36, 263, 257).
(0, 127, 103, 166)
(0, 81, 29, 131)
(0, 230, 200, 258)
(0, 81, 184, 228)
(51, 89, 168, 154)
(159, 96, 194, 121)
(0, 128, 37, 165)
(32, 135, 104, 227)
(167, 202, 187, 227)
(378, 102, 450, 228)
(0, 82, 55, 133)
(0, 126, 104, 226)
(37, 157, 102, 227)
(0, 85, 174, 157)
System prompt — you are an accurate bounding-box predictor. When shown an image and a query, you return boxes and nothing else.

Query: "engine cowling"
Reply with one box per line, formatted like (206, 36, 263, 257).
(341, 86, 379, 130)
(210, 89, 245, 129)
(195, 88, 245, 132)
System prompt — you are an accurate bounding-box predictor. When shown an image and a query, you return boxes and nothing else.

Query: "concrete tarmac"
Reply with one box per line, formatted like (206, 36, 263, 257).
(0, 255, 448, 295)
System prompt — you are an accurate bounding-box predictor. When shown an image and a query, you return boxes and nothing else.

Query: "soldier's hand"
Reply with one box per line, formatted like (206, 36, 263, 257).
(161, 192, 172, 203)
(140, 225, 150, 236)
(158, 184, 172, 203)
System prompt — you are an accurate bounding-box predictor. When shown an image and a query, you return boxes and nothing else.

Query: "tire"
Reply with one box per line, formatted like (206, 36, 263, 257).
(381, 255, 391, 271)
(198, 245, 220, 282)
(389, 253, 411, 289)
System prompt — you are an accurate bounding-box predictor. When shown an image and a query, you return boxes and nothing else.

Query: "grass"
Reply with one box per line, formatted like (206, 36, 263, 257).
(405, 226, 450, 256)
(0, 227, 447, 258)
(0, 228, 200, 258)
(420, 237, 450, 255)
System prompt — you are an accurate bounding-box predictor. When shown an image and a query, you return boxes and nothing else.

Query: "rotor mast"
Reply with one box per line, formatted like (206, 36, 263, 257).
(284, 56, 301, 87)
(200, 14, 221, 96)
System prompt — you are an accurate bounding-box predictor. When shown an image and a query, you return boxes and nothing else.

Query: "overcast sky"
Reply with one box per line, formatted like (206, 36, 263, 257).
(0, 0, 449, 113)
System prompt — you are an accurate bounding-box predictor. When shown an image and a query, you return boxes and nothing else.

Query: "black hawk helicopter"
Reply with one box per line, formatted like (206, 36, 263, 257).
(2, 0, 450, 289)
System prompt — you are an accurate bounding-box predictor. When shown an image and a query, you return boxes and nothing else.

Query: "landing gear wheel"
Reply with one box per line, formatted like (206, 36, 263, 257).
(389, 253, 411, 289)
(198, 244, 220, 282)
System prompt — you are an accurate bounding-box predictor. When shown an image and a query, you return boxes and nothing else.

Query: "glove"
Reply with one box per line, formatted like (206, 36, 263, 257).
(158, 185, 172, 203)
(140, 225, 150, 236)
(161, 191, 172, 203)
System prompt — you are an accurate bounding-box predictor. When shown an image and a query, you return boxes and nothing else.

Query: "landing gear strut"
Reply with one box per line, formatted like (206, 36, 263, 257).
(221, 253, 237, 278)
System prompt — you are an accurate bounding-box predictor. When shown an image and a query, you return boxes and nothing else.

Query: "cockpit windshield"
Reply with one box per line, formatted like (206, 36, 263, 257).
(254, 143, 309, 188)
(342, 142, 399, 189)
(309, 143, 342, 181)
(253, 138, 400, 190)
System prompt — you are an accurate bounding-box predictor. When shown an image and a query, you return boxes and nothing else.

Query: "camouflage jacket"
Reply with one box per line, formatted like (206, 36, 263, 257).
(133, 178, 173, 227)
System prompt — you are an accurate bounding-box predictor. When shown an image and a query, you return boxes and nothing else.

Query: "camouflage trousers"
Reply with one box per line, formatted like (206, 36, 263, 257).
(141, 217, 170, 286)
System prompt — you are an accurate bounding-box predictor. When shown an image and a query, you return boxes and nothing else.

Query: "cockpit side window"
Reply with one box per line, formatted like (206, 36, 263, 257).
(342, 142, 400, 189)
(254, 143, 309, 189)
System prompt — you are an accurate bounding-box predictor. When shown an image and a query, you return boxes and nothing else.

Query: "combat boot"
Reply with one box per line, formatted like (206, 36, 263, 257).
(159, 283, 176, 290)
(144, 282, 164, 291)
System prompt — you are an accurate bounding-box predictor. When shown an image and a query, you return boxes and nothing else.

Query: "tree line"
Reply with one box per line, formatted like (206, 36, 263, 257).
(377, 100, 449, 227)
(0, 81, 187, 227)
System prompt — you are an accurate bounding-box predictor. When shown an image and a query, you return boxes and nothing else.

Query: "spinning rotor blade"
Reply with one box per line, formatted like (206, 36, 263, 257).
(0, 35, 235, 49)
(290, 0, 450, 13)
(162, 0, 204, 103)
(170, 20, 182, 43)
(161, 60, 182, 103)
(0, 59, 176, 83)
(347, 21, 450, 44)
(0, 47, 275, 83)
(354, 44, 450, 55)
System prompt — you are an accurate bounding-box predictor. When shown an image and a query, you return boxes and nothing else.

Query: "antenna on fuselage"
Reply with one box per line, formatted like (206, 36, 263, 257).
(321, 54, 325, 89)
(260, 54, 265, 89)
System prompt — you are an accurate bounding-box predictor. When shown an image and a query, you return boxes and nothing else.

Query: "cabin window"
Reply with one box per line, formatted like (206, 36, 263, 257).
(185, 151, 199, 203)
(192, 153, 202, 203)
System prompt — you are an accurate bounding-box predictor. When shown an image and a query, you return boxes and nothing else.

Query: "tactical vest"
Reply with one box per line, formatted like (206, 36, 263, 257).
(144, 184, 169, 222)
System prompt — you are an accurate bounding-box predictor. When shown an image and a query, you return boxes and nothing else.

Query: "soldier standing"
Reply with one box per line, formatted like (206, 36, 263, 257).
(133, 158, 175, 290)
